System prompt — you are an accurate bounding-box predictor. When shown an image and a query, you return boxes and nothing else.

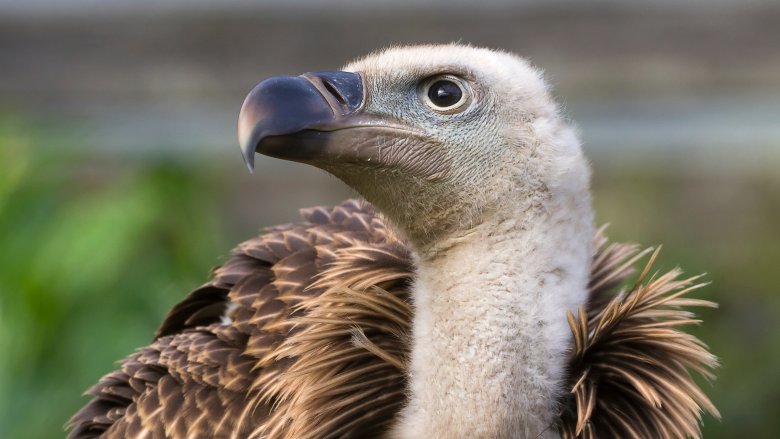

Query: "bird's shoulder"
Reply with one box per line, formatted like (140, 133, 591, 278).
(157, 198, 397, 337)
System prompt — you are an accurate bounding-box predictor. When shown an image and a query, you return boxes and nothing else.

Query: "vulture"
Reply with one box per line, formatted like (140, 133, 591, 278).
(68, 44, 718, 438)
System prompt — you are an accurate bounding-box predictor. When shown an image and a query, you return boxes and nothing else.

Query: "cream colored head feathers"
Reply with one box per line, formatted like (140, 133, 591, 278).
(334, 45, 590, 251)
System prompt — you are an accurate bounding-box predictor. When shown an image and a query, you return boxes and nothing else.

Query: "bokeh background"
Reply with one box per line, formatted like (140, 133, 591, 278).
(1, 0, 779, 437)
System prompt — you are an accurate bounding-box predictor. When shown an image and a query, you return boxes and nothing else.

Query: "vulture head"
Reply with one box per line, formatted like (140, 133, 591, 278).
(239, 44, 589, 250)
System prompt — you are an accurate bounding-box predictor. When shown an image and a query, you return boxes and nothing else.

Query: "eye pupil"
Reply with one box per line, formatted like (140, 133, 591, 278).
(427, 80, 463, 108)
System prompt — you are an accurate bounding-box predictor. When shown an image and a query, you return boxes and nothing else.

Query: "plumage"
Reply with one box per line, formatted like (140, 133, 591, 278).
(68, 44, 718, 438)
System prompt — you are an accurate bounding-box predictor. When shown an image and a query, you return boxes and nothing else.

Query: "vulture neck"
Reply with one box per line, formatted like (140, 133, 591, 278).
(392, 182, 593, 438)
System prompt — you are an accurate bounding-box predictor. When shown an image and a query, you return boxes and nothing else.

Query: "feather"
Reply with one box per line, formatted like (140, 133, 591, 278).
(557, 236, 720, 439)
(67, 200, 717, 438)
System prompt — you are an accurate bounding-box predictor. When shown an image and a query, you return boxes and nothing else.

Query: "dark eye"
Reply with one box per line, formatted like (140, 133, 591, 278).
(421, 76, 469, 112)
(428, 80, 462, 108)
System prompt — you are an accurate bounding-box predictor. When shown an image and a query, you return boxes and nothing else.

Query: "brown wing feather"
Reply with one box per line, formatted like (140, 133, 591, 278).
(557, 231, 720, 439)
(68, 201, 717, 439)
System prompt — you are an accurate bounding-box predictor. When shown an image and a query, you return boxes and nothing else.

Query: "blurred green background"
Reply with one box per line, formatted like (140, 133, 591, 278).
(1, 1, 779, 438)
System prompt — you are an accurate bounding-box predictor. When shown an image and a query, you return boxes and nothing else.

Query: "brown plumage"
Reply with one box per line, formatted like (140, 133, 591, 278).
(68, 199, 718, 439)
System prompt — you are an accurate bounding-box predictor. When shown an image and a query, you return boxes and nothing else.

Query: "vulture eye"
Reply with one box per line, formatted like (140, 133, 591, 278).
(421, 76, 470, 113)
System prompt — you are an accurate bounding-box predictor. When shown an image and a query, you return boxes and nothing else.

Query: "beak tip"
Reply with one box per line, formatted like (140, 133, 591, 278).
(238, 119, 257, 173)
(241, 146, 256, 173)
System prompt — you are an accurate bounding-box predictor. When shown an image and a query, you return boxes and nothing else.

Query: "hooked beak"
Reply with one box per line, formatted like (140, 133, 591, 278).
(237, 71, 367, 171)
(237, 70, 431, 175)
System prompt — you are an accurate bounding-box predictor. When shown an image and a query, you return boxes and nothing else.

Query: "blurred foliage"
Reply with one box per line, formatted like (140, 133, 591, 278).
(0, 116, 229, 438)
(1, 114, 779, 438)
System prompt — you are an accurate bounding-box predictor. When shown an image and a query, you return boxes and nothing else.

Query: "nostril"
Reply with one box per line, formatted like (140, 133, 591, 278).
(308, 71, 363, 113)
(322, 79, 347, 107)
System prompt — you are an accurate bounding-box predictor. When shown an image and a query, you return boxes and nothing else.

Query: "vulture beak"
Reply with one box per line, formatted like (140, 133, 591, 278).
(237, 71, 421, 172)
